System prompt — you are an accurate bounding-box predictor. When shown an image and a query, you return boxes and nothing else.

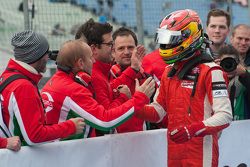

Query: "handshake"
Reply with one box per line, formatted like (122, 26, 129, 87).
(116, 77, 156, 100)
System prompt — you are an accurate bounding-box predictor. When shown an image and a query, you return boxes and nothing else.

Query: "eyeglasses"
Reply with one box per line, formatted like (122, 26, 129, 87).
(101, 42, 113, 47)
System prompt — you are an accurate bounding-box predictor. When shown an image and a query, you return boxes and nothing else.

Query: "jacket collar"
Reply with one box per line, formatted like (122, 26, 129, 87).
(57, 69, 75, 79)
(6, 59, 42, 84)
(93, 59, 112, 74)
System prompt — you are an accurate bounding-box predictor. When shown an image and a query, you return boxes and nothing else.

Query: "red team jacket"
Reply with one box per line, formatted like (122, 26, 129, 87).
(142, 49, 167, 84)
(41, 69, 150, 138)
(91, 60, 129, 109)
(0, 59, 76, 145)
(110, 64, 150, 133)
(92, 60, 146, 133)
(0, 138, 7, 148)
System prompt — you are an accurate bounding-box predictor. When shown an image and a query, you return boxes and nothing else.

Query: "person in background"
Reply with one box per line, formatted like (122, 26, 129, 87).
(230, 24, 250, 67)
(41, 40, 155, 139)
(0, 30, 85, 146)
(230, 24, 250, 116)
(215, 45, 250, 120)
(206, 8, 231, 58)
(140, 9, 232, 167)
(0, 136, 21, 151)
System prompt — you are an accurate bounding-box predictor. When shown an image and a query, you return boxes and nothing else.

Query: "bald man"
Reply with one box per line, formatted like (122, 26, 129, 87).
(41, 40, 156, 139)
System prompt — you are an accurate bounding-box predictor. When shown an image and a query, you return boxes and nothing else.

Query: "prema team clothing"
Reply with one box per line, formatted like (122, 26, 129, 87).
(140, 61, 232, 167)
(142, 49, 167, 85)
(0, 138, 7, 148)
(142, 49, 168, 129)
(0, 59, 76, 146)
(41, 70, 150, 138)
(110, 65, 149, 133)
(92, 60, 146, 133)
(91, 60, 129, 110)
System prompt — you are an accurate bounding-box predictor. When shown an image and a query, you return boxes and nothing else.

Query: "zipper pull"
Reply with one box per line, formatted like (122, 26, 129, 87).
(188, 107, 191, 116)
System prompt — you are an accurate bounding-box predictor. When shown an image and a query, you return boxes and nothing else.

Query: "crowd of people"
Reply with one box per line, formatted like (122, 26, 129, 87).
(0, 7, 249, 167)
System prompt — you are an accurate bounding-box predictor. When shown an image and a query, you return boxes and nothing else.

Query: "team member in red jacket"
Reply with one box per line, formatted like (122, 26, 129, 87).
(142, 49, 167, 86)
(138, 9, 232, 167)
(41, 40, 155, 138)
(0, 136, 21, 151)
(0, 30, 85, 146)
(111, 27, 157, 132)
(75, 19, 147, 135)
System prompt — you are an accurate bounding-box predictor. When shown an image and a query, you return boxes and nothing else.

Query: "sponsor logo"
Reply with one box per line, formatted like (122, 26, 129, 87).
(213, 84, 226, 87)
(212, 82, 227, 90)
(213, 90, 228, 98)
(41, 92, 54, 112)
(181, 81, 194, 89)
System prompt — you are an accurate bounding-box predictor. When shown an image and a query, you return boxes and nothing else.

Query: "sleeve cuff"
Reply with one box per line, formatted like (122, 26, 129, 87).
(118, 93, 130, 102)
(122, 67, 138, 79)
(0, 138, 8, 148)
(133, 91, 150, 111)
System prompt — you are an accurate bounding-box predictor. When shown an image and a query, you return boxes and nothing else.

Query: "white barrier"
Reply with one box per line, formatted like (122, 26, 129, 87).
(0, 129, 167, 167)
(1, 120, 250, 167)
(219, 120, 250, 167)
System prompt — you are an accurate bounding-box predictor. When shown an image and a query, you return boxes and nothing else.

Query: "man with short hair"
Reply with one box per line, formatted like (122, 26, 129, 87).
(230, 24, 250, 117)
(75, 19, 148, 135)
(215, 45, 250, 120)
(75, 19, 133, 110)
(230, 24, 250, 67)
(206, 8, 231, 57)
(111, 27, 155, 132)
(41, 40, 156, 138)
(0, 30, 85, 146)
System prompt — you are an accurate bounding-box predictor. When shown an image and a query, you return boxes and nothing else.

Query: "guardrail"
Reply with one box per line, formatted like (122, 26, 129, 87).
(0, 120, 249, 167)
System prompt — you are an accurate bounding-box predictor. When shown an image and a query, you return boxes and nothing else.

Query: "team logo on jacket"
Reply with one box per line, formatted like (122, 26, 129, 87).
(212, 81, 228, 98)
(181, 81, 194, 89)
(41, 92, 54, 112)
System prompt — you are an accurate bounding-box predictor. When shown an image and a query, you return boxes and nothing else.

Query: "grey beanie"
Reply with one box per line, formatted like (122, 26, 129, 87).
(11, 30, 49, 64)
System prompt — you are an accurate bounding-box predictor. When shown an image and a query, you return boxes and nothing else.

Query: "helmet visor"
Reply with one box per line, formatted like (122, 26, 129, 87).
(155, 28, 182, 47)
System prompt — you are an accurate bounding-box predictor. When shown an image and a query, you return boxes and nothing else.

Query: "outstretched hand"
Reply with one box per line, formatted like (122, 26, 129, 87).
(135, 77, 155, 98)
(117, 85, 132, 99)
(131, 45, 146, 71)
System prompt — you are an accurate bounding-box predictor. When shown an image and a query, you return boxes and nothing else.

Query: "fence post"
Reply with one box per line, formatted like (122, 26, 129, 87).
(248, 0, 250, 24)
(23, 0, 30, 30)
(135, 0, 144, 45)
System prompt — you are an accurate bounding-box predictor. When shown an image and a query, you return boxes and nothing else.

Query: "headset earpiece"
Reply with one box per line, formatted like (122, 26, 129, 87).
(110, 64, 122, 78)
(75, 71, 91, 87)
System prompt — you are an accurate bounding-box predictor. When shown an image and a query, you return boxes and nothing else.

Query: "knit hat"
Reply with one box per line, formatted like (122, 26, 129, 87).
(11, 30, 49, 64)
